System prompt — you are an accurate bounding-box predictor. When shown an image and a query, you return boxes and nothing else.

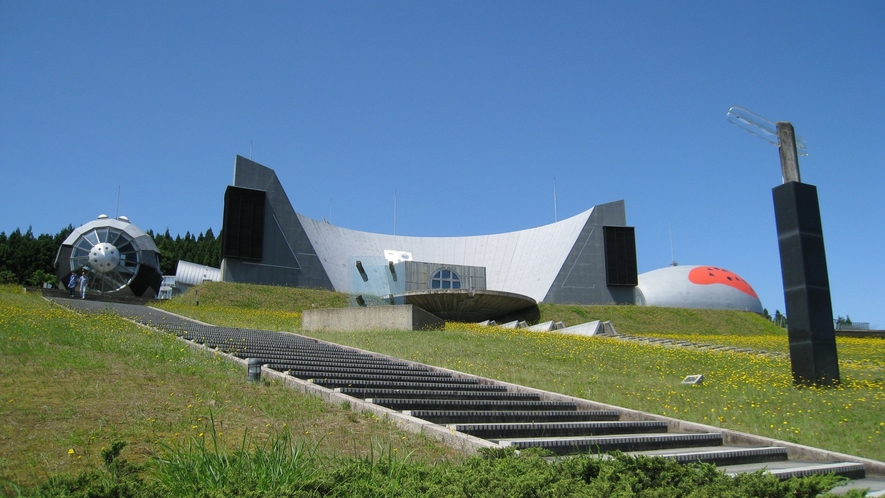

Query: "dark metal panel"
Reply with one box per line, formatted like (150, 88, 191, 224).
(222, 186, 265, 261)
(603, 226, 638, 286)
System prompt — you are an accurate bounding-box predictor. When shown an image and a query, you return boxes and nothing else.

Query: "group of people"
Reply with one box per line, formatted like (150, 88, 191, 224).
(67, 269, 88, 299)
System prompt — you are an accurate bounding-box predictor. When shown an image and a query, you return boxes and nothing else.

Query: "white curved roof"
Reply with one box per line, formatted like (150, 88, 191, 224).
(637, 265, 763, 313)
(298, 208, 594, 302)
(175, 260, 222, 286)
(61, 216, 158, 253)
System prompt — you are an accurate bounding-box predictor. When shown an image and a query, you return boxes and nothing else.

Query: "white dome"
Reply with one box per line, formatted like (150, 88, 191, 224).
(637, 265, 763, 313)
(55, 217, 162, 297)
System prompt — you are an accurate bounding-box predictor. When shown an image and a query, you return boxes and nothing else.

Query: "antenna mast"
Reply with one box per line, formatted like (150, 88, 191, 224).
(669, 221, 677, 266)
(553, 176, 558, 222)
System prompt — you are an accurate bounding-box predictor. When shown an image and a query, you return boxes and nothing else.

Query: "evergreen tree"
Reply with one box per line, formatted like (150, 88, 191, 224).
(0, 224, 218, 284)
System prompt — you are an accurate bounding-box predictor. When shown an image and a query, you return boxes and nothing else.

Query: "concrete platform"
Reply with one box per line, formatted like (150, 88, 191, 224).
(302, 304, 444, 332)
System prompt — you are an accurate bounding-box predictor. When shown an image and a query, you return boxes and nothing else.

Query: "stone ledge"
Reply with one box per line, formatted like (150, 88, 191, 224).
(302, 305, 444, 332)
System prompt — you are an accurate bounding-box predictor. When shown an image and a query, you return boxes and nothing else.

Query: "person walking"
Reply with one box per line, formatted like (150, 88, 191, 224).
(67, 271, 77, 297)
(78, 270, 88, 299)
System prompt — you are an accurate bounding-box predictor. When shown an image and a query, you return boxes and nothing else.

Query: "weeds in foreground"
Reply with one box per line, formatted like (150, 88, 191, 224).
(0, 286, 459, 492)
(13, 441, 857, 497)
(153, 410, 320, 495)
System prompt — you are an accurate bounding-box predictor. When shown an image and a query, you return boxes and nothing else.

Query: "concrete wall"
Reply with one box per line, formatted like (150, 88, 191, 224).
(302, 305, 444, 332)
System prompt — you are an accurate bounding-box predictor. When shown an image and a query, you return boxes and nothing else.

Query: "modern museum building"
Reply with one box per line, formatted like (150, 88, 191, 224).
(220, 156, 641, 322)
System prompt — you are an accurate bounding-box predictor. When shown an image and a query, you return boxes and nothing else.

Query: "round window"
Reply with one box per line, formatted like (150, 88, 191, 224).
(430, 268, 461, 289)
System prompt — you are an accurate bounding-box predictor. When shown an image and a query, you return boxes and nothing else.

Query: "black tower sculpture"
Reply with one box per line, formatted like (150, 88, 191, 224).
(728, 107, 840, 386)
(772, 122, 839, 385)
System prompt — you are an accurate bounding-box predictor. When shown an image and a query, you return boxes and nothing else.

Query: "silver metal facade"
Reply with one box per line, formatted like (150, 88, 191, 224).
(175, 260, 222, 287)
(222, 156, 635, 305)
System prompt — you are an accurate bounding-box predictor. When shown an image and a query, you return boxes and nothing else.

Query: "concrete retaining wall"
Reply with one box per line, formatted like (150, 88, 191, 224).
(302, 305, 444, 332)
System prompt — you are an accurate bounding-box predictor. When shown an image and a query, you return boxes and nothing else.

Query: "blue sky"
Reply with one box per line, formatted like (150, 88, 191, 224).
(2, 2, 882, 327)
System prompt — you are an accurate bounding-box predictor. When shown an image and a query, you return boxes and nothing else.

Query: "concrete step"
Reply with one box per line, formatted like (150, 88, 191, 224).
(336, 388, 538, 401)
(498, 432, 723, 456)
(369, 398, 577, 412)
(225, 343, 387, 355)
(827, 476, 885, 496)
(230, 347, 408, 362)
(449, 420, 668, 439)
(223, 344, 363, 355)
(722, 460, 866, 481)
(235, 354, 411, 369)
(403, 410, 621, 424)
(272, 367, 452, 380)
(630, 445, 789, 466)
(283, 371, 478, 384)
(263, 361, 436, 376)
(311, 379, 498, 391)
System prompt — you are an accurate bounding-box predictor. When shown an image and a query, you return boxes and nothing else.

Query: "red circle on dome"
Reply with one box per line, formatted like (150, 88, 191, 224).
(688, 266, 758, 299)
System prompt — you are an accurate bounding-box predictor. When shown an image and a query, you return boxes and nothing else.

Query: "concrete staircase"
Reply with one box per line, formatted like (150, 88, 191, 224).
(51, 298, 885, 495)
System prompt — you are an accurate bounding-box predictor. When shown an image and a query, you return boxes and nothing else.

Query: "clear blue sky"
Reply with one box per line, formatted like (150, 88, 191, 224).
(2, 2, 882, 327)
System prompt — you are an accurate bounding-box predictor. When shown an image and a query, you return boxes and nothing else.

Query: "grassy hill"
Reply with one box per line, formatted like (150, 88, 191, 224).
(157, 282, 885, 463)
(158, 281, 786, 337)
(3, 282, 881, 496)
(0, 285, 458, 494)
(539, 302, 786, 337)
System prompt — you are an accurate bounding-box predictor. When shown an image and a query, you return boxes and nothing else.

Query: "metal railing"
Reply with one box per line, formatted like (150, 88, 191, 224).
(835, 322, 870, 331)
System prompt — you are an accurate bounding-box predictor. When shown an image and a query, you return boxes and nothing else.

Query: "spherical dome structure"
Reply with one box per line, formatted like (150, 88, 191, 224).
(55, 215, 162, 297)
(636, 265, 763, 313)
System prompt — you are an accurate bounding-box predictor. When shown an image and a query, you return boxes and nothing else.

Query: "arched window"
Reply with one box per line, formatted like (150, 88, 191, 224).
(430, 268, 461, 289)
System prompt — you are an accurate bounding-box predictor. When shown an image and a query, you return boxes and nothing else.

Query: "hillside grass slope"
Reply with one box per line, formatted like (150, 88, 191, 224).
(158, 282, 885, 463)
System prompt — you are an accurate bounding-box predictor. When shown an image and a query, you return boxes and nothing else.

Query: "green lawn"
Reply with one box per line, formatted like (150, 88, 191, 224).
(157, 282, 885, 463)
(2, 282, 877, 497)
(0, 286, 457, 493)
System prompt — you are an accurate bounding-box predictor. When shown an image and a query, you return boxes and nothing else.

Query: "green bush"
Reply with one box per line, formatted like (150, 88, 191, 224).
(15, 439, 852, 498)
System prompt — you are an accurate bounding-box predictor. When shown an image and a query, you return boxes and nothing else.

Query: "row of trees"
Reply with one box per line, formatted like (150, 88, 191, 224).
(0, 226, 222, 286)
(761, 308, 787, 328)
(0, 226, 73, 286)
(148, 228, 222, 276)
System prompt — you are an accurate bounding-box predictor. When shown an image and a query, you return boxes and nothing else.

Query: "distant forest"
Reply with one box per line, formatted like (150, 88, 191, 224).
(0, 226, 222, 286)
